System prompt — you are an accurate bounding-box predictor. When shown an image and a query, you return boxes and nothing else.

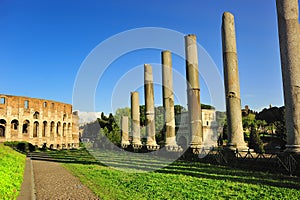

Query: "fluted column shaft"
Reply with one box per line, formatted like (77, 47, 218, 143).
(185, 34, 203, 147)
(131, 92, 142, 146)
(222, 12, 247, 150)
(276, 0, 300, 153)
(144, 64, 158, 147)
(162, 50, 177, 147)
(121, 116, 130, 147)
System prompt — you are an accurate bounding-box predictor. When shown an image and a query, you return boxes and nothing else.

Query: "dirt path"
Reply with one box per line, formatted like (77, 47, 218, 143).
(18, 159, 99, 200)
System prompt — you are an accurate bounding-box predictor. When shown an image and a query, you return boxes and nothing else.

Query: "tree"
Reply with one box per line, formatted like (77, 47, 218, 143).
(249, 124, 264, 153)
(174, 105, 187, 115)
(256, 106, 286, 139)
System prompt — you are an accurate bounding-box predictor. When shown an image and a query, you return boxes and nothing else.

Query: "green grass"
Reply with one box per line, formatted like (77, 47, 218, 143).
(0, 143, 26, 200)
(47, 148, 300, 200)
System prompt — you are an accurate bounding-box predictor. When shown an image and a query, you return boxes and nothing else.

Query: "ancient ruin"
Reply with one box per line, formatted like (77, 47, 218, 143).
(121, 116, 130, 148)
(130, 91, 142, 149)
(0, 94, 80, 149)
(185, 34, 204, 150)
(276, 0, 300, 153)
(221, 12, 248, 150)
(161, 50, 180, 151)
(144, 64, 160, 150)
(176, 109, 218, 149)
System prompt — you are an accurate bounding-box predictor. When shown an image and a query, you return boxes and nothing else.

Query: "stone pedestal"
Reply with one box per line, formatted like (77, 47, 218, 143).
(131, 92, 142, 149)
(221, 12, 247, 150)
(162, 50, 181, 152)
(121, 116, 130, 148)
(144, 64, 160, 150)
(185, 34, 203, 150)
(276, 0, 300, 154)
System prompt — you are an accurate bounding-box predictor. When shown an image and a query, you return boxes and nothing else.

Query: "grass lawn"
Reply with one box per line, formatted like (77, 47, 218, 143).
(50, 148, 300, 200)
(0, 143, 26, 200)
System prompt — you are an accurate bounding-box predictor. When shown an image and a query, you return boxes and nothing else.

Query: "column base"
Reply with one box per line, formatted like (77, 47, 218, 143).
(189, 144, 205, 154)
(285, 145, 300, 154)
(146, 144, 160, 151)
(226, 142, 248, 151)
(132, 143, 143, 150)
(165, 145, 183, 152)
(121, 141, 130, 149)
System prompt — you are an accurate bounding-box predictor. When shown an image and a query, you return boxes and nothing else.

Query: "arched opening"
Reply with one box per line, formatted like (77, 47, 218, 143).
(33, 112, 39, 119)
(22, 120, 30, 134)
(42, 121, 47, 137)
(11, 119, 19, 130)
(63, 114, 67, 121)
(24, 100, 29, 109)
(33, 122, 39, 137)
(0, 97, 5, 104)
(0, 119, 6, 137)
(68, 123, 71, 136)
(50, 121, 55, 138)
(10, 119, 19, 138)
(0, 125, 5, 137)
(56, 122, 61, 136)
(63, 123, 67, 137)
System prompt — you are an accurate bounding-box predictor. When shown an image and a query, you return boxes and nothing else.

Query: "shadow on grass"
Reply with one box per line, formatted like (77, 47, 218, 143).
(27, 150, 103, 166)
(155, 161, 300, 190)
(26, 148, 300, 190)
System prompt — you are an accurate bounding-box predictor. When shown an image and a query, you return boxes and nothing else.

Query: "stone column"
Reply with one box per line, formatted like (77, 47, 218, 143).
(144, 64, 159, 150)
(185, 34, 203, 149)
(162, 50, 180, 151)
(222, 12, 247, 150)
(121, 116, 130, 148)
(131, 91, 142, 148)
(276, 0, 300, 153)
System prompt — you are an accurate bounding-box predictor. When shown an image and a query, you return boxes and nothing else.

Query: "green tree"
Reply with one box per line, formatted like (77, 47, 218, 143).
(249, 124, 264, 153)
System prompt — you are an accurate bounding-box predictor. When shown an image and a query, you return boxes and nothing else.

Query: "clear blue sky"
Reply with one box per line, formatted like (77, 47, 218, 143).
(0, 0, 288, 114)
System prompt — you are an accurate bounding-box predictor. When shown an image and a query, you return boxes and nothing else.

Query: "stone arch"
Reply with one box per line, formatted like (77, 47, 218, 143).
(42, 121, 47, 137)
(24, 100, 29, 109)
(56, 122, 61, 136)
(68, 123, 71, 135)
(11, 119, 19, 130)
(22, 120, 30, 134)
(33, 121, 39, 137)
(63, 114, 67, 121)
(10, 119, 19, 138)
(0, 119, 7, 137)
(63, 123, 67, 137)
(50, 121, 55, 138)
(33, 112, 39, 119)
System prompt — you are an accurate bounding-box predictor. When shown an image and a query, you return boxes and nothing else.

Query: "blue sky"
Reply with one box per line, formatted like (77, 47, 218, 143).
(0, 0, 287, 114)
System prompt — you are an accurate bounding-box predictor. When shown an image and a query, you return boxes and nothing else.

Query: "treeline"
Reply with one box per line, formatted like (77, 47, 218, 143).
(82, 104, 286, 153)
(81, 104, 214, 146)
(220, 106, 286, 153)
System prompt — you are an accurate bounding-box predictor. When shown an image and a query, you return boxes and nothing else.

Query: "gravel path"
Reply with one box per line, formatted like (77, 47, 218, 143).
(33, 160, 99, 200)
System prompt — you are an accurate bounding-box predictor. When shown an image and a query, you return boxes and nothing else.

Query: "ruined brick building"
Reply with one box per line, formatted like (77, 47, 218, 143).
(0, 94, 80, 149)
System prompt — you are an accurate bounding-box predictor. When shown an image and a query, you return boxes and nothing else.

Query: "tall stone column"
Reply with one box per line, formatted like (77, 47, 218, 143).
(222, 12, 247, 150)
(162, 50, 180, 151)
(121, 116, 130, 148)
(144, 64, 159, 150)
(276, 0, 300, 153)
(185, 34, 203, 149)
(131, 92, 142, 149)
